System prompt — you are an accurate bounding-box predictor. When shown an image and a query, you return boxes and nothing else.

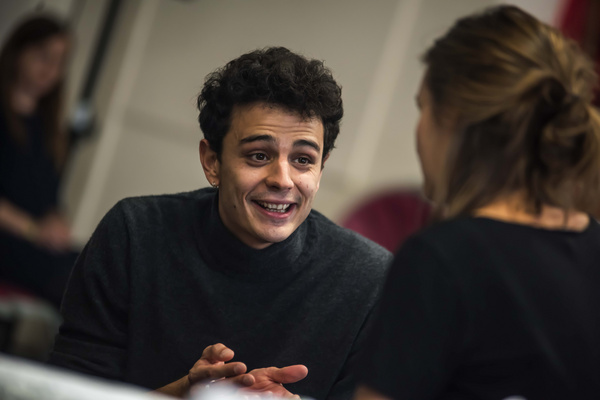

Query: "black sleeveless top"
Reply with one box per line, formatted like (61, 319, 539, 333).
(0, 111, 60, 218)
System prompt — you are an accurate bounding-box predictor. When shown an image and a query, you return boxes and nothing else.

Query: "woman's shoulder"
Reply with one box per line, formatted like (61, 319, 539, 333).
(409, 217, 502, 248)
(397, 217, 528, 270)
(413, 215, 599, 244)
(400, 215, 600, 272)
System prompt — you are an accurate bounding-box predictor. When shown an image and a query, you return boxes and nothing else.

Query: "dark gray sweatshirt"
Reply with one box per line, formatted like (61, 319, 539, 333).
(49, 188, 392, 400)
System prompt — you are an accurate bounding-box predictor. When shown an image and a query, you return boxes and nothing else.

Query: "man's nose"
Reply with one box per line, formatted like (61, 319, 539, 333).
(265, 159, 294, 190)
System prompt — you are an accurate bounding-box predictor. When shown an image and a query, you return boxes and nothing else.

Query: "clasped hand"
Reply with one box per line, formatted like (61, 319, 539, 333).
(188, 343, 308, 398)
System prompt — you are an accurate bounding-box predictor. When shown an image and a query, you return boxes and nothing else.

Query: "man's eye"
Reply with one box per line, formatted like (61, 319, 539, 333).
(296, 157, 314, 166)
(250, 153, 267, 161)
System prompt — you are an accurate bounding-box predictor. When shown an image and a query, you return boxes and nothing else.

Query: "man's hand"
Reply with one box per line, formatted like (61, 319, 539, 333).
(154, 343, 250, 398)
(155, 343, 308, 398)
(237, 365, 309, 398)
(188, 343, 250, 385)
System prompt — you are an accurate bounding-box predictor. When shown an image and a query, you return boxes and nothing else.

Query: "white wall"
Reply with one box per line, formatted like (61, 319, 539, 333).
(0, 0, 74, 40)
(498, 0, 562, 24)
(64, 0, 563, 244)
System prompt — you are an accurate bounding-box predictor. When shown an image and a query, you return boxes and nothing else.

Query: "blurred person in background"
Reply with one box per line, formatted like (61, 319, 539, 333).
(0, 15, 77, 310)
(355, 5, 600, 400)
(50, 47, 392, 399)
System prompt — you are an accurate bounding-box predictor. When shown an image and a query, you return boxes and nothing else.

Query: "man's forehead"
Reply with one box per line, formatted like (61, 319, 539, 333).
(232, 102, 318, 120)
(228, 103, 324, 142)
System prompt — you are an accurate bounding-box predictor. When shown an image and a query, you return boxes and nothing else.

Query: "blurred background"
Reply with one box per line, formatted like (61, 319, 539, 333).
(0, 0, 564, 248)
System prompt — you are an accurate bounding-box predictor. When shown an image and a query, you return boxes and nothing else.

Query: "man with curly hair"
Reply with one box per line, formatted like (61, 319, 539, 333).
(49, 47, 391, 400)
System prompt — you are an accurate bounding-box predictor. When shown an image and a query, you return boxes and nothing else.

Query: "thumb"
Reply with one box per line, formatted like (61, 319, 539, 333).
(269, 365, 308, 384)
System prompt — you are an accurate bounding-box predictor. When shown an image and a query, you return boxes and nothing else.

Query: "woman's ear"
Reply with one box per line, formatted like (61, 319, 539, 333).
(199, 139, 220, 187)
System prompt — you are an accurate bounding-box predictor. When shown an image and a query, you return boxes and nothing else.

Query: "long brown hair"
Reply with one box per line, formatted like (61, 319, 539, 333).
(422, 5, 600, 218)
(0, 14, 70, 170)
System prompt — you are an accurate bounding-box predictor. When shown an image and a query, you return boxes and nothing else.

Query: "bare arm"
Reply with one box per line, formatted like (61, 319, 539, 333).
(0, 197, 71, 252)
(0, 197, 38, 241)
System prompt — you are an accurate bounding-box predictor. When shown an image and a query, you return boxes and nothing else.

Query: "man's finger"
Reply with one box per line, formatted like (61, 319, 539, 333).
(202, 343, 235, 363)
(189, 362, 247, 383)
(266, 365, 308, 384)
(225, 373, 256, 387)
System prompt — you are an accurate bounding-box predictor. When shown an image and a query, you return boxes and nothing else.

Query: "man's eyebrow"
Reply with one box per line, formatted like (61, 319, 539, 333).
(294, 139, 321, 153)
(239, 134, 275, 145)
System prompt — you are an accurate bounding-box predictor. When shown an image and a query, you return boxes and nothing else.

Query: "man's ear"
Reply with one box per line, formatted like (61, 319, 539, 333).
(199, 139, 220, 186)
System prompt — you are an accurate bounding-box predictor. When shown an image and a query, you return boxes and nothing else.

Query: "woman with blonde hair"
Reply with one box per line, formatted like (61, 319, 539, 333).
(0, 15, 77, 308)
(356, 5, 600, 400)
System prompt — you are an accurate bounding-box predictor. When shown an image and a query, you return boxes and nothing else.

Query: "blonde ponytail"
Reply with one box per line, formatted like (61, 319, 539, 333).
(423, 5, 600, 217)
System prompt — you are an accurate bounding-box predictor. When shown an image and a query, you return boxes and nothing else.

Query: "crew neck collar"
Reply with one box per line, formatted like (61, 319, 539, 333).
(194, 189, 310, 277)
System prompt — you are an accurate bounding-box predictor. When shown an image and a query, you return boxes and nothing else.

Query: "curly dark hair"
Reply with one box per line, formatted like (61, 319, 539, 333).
(197, 47, 343, 161)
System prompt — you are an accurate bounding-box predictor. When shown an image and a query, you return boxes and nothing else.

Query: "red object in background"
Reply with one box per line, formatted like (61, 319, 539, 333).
(557, 0, 600, 105)
(0, 282, 35, 300)
(341, 189, 432, 253)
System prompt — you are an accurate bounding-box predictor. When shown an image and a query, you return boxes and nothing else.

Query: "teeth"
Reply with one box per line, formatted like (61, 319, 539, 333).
(258, 201, 291, 212)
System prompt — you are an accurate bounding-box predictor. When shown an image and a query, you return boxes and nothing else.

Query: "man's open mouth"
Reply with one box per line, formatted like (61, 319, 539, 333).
(255, 201, 292, 213)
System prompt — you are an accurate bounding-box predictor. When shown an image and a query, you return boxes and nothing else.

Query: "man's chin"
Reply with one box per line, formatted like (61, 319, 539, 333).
(255, 226, 297, 246)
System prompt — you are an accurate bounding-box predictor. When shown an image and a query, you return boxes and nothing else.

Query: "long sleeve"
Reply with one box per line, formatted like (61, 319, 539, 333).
(49, 202, 131, 380)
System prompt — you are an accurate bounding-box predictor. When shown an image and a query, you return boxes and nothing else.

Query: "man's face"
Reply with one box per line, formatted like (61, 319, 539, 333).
(201, 103, 326, 249)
